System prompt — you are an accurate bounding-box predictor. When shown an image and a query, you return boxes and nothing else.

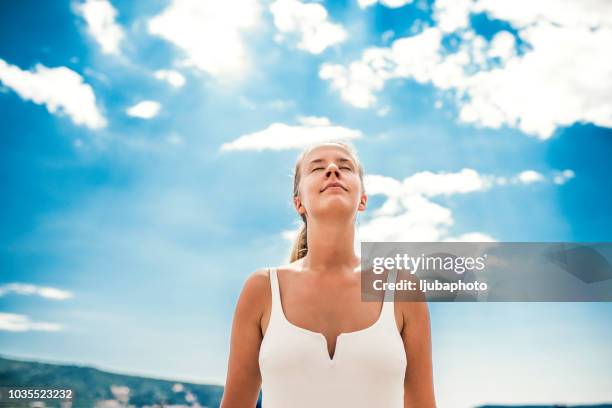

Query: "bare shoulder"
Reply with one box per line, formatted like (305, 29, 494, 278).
(240, 268, 272, 302)
(242, 262, 301, 296)
(234, 268, 273, 326)
(393, 268, 430, 333)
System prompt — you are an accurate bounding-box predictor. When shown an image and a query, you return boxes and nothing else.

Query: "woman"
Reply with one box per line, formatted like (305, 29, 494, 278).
(221, 141, 437, 407)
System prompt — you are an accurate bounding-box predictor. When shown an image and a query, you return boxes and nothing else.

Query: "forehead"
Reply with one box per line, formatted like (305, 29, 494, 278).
(302, 144, 355, 164)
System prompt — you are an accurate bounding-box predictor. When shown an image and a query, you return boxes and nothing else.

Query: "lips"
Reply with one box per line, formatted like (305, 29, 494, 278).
(321, 182, 347, 192)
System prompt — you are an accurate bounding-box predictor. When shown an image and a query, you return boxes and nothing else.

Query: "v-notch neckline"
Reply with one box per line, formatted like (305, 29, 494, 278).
(273, 268, 390, 362)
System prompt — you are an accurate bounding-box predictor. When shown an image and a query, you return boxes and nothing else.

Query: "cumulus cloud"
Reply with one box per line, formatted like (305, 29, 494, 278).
(220, 116, 362, 151)
(320, 0, 612, 139)
(361, 167, 574, 241)
(433, 0, 473, 33)
(154, 69, 186, 88)
(319, 48, 395, 108)
(126, 100, 161, 119)
(473, 0, 612, 29)
(362, 169, 492, 241)
(148, 0, 261, 78)
(458, 22, 612, 138)
(0, 59, 107, 129)
(402, 168, 492, 197)
(517, 170, 545, 184)
(0, 282, 73, 300)
(270, 0, 347, 54)
(76, 0, 124, 55)
(0, 312, 63, 332)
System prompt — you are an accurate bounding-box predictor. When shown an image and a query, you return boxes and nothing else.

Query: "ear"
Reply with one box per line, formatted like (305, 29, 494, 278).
(294, 196, 306, 215)
(358, 193, 367, 211)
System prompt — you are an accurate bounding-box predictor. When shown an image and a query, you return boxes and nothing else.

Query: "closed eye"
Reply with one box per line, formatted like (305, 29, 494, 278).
(311, 166, 352, 172)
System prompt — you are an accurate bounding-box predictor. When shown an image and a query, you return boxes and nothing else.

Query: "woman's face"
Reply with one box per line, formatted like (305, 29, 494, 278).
(294, 144, 367, 222)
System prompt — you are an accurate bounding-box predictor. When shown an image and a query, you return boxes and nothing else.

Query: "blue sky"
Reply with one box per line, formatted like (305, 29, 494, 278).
(0, 0, 611, 407)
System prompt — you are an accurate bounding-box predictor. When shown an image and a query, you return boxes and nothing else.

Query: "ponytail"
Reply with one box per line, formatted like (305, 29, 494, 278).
(289, 222, 308, 262)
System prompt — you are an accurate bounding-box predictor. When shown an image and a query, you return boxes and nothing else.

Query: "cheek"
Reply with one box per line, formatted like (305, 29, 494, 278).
(299, 180, 320, 203)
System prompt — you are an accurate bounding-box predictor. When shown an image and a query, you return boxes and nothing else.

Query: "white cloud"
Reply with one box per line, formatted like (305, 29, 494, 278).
(154, 69, 186, 88)
(359, 193, 457, 241)
(148, 0, 261, 78)
(358, 168, 501, 242)
(126, 100, 161, 119)
(0, 59, 106, 129)
(433, 0, 473, 33)
(0, 283, 73, 300)
(0, 312, 63, 332)
(362, 174, 403, 197)
(517, 170, 545, 184)
(220, 116, 362, 151)
(487, 30, 516, 62)
(319, 47, 395, 108)
(402, 168, 492, 197)
(358, 0, 414, 9)
(473, 0, 612, 29)
(320, 0, 612, 138)
(270, 0, 347, 54)
(553, 169, 575, 185)
(76, 0, 124, 55)
(458, 22, 612, 138)
(282, 226, 301, 243)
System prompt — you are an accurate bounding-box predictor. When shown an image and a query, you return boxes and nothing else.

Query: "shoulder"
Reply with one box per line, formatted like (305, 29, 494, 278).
(240, 268, 271, 299)
(235, 268, 273, 319)
(244, 267, 271, 284)
(393, 268, 430, 333)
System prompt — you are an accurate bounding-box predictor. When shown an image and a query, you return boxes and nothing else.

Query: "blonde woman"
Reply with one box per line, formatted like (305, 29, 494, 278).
(221, 141, 436, 408)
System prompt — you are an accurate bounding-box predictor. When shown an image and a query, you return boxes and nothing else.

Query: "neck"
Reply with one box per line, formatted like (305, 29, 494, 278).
(301, 216, 360, 273)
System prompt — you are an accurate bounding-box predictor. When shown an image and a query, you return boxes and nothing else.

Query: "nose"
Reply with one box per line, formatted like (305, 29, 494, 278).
(325, 162, 340, 178)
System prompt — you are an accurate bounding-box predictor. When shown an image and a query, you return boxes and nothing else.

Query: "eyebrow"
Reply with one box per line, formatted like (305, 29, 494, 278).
(307, 157, 355, 168)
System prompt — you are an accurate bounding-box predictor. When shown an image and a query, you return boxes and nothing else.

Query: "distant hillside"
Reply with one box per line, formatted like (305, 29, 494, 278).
(0, 355, 225, 407)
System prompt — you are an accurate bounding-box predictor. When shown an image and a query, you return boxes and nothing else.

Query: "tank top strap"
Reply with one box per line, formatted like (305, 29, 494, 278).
(268, 267, 282, 322)
(381, 268, 398, 326)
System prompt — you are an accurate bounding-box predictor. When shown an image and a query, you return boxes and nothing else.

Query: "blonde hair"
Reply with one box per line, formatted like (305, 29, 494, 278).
(289, 141, 366, 263)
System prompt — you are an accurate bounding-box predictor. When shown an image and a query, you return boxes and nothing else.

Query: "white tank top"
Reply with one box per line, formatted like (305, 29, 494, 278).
(258, 267, 407, 407)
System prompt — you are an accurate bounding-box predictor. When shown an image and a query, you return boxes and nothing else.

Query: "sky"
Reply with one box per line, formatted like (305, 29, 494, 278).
(0, 0, 611, 407)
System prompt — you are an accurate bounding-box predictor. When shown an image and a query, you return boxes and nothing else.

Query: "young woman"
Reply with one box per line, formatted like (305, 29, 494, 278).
(221, 141, 437, 407)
